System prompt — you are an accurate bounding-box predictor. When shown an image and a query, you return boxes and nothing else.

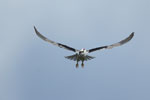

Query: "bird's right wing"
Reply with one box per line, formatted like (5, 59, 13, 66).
(88, 32, 134, 53)
(34, 26, 78, 52)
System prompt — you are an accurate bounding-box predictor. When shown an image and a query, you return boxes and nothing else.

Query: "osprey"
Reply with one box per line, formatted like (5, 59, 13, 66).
(34, 26, 134, 68)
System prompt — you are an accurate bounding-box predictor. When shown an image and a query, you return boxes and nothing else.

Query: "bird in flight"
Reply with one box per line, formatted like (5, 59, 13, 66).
(34, 26, 134, 68)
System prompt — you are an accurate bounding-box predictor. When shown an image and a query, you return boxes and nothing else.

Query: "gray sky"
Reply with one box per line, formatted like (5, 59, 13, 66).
(1, 0, 150, 100)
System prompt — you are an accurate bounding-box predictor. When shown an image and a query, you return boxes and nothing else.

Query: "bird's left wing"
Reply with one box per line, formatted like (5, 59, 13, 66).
(88, 32, 134, 53)
(34, 26, 78, 52)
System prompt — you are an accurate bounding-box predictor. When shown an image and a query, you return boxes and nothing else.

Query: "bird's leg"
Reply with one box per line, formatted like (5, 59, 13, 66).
(81, 61, 84, 68)
(76, 61, 79, 68)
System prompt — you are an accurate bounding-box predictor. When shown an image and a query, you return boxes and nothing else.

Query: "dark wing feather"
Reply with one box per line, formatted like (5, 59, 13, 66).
(34, 26, 77, 52)
(88, 46, 107, 53)
(88, 32, 134, 53)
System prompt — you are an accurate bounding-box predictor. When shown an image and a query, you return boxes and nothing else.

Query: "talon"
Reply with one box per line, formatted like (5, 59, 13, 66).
(81, 63, 84, 68)
(76, 63, 79, 68)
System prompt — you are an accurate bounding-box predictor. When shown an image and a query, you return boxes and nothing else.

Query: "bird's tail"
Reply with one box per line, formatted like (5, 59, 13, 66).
(65, 54, 95, 61)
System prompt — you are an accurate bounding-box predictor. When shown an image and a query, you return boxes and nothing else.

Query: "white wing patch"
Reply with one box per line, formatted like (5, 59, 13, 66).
(107, 43, 121, 49)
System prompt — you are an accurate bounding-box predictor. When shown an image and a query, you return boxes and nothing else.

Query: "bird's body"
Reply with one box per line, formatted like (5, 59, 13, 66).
(65, 49, 94, 67)
(34, 26, 134, 68)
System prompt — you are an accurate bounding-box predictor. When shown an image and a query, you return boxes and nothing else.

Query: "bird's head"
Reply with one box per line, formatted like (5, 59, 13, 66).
(81, 48, 85, 51)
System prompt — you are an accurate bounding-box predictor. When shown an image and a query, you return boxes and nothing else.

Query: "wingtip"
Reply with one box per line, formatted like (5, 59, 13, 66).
(33, 26, 36, 30)
(131, 32, 134, 36)
(130, 32, 134, 38)
(33, 26, 38, 34)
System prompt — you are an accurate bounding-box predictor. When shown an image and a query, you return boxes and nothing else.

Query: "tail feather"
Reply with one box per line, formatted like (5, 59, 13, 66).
(65, 54, 95, 61)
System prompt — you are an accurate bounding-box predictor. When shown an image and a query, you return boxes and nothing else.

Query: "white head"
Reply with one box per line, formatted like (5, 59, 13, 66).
(81, 48, 85, 51)
(79, 48, 88, 55)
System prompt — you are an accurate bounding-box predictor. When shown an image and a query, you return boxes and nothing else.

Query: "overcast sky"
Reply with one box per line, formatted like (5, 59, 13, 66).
(1, 0, 150, 100)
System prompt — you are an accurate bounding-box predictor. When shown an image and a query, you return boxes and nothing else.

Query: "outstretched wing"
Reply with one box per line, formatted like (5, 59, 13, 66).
(34, 26, 78, 52)
(88, 32, 134, 53)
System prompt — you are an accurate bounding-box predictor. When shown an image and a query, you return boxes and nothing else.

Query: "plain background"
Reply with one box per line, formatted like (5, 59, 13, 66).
(1, 0, 150, 100)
